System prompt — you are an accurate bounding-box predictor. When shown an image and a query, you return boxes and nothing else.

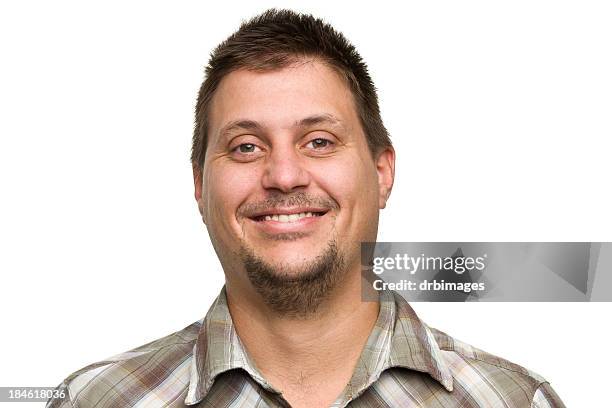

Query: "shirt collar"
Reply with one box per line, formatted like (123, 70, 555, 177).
(386, 290, 454, 391)
(185, 286, 453, 405)
(185, 285, 279, 405)
(339, 289, 453, 404)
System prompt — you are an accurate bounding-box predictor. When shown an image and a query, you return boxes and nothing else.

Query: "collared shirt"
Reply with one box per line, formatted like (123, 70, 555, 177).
(46, 286, 565, 407)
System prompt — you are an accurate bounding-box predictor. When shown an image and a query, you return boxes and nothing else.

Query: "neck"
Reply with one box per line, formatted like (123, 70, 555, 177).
(225, 267, 380, 403)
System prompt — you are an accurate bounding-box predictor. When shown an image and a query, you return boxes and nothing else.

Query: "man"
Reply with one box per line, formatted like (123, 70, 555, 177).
(47, 9, 565, 408)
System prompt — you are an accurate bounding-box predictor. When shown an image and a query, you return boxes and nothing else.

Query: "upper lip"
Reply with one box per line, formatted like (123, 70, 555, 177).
(246, 207, 330, 219)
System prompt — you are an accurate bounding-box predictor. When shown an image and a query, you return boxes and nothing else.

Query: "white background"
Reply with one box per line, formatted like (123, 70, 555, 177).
(1, 1, 611, 406)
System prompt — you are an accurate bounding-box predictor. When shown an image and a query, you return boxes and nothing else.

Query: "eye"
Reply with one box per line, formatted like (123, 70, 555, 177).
(233, 143, 261, 154)
(305, 138, 333, 150)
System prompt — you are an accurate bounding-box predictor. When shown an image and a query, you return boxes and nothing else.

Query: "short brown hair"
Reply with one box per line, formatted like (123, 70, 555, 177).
(191, 8, 391, 168)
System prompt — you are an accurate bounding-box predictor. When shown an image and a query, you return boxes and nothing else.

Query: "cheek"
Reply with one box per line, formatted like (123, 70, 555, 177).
(313, 157, 379, 214)
(204, 164, 259, 226)
(312, 157, 380, 257)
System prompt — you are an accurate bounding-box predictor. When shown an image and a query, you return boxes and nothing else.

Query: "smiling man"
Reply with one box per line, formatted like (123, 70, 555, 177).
(47, 9, 565, 408)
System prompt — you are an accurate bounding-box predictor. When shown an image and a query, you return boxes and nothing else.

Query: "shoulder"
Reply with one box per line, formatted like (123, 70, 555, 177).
(429, 326, 564, 407)
(46, 320, 202, 408)
(430, 325, 545, 381)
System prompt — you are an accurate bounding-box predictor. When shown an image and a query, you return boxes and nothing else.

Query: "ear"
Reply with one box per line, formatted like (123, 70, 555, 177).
(192, 164, 207, 224)
(375, 146, 395, 209)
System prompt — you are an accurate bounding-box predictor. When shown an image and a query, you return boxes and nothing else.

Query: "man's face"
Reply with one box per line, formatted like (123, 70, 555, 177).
(194, 59, 394, 294)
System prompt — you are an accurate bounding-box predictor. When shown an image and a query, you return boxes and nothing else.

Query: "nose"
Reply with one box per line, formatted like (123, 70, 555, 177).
(261, 144, 311, 193)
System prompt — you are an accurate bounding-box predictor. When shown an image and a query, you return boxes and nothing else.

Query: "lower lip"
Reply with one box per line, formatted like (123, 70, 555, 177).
(248, 213, 327, 234)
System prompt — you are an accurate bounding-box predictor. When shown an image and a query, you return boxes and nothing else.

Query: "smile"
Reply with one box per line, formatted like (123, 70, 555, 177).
(253, 211, 326, 223)
(246, 207, 330, 234)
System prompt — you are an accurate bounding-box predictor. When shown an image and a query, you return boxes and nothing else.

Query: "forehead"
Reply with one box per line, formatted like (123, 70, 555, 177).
(208, 60, 360, 139)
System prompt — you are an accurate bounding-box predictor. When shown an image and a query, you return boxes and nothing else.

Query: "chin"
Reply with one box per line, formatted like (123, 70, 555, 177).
(258, 249, 319, 267)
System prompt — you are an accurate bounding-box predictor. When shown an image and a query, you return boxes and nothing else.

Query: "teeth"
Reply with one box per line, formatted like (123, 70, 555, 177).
(262, 212, 319, 223)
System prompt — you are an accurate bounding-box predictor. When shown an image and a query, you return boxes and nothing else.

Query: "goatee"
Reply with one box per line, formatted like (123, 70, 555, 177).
(240, 239, 346, 319)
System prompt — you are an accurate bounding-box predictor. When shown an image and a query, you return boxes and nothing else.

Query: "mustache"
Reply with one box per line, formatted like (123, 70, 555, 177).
(237, 192, 339, 218)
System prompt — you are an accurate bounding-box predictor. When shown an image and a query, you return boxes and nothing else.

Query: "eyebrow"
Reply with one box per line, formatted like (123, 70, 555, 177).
(296, 113, 344, 129)
(217, 113, 346, 141)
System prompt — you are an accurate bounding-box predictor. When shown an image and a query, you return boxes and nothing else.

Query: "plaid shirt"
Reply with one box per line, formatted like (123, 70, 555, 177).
(47, 286, 565, 407)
